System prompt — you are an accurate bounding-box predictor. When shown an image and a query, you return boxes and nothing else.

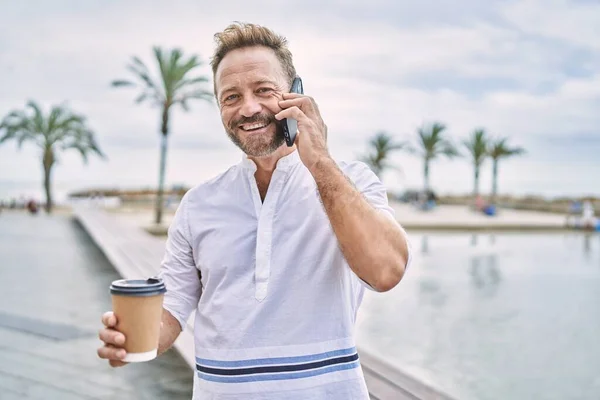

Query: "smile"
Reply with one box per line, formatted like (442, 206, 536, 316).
(240, 121, 270, 132)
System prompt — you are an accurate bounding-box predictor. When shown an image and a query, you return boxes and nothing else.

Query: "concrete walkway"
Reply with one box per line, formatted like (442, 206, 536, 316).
(390, 203, 567, 230)
(105, 202, 569, 234)
(0, 211, 193, 399)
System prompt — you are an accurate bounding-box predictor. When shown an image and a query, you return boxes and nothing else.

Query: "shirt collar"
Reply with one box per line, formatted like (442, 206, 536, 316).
(240, 149, 301, 173)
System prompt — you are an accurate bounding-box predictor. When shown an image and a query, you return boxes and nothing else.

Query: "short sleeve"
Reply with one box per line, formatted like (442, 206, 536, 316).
(158, 193, 202, 331)
(341, 161, 413, 291)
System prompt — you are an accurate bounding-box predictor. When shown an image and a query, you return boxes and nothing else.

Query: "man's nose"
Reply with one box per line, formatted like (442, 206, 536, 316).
(240, 95, 262, 117)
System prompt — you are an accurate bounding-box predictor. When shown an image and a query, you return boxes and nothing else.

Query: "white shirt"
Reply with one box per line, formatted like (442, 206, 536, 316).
(159, 150, 411, 400)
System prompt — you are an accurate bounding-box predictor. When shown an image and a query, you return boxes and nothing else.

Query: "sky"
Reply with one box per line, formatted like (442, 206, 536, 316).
(0, 0, 599, 203)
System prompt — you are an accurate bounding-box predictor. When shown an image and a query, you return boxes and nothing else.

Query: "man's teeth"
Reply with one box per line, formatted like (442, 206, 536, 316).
(242, 122, 268, 131)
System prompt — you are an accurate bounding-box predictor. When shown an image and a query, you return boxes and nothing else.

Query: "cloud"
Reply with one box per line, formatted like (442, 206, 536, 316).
(502, 0, 600, 51)
(0, 0, 599, 198)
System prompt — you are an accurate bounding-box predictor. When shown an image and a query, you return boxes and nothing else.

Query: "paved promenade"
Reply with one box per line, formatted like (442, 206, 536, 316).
(390, 203, 567, 230)
(106, 202, 569, 234)
(0, 211, 193, 399)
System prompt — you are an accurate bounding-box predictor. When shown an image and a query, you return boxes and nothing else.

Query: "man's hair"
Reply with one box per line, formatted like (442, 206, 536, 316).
(210, 22, 297, 94)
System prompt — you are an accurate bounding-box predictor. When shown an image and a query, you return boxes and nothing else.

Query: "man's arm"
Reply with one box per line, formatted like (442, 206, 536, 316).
(157, 308, 183, 356)
(310, 158, 409, 292)
(98, 192, 201, 367)
(276, 93, 410, 292)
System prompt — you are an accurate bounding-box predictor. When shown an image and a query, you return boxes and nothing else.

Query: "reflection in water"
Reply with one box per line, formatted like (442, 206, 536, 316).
(470, 254, 501, 297)
(418, 279, 447, 307)
(471, 234, 478, 246)
(584, 233, 591, 257)
(357, 232, 600, 400)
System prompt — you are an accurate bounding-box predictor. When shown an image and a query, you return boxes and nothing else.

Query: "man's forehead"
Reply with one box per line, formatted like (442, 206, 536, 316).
(216, 47, 285, 89)
(218, 46, 279, 71)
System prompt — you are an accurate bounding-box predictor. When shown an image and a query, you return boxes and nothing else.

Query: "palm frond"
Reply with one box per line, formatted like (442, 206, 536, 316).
(154, 46, 171, 96)
(60, 126, 105, 163)
(416, 121, 458, 160)
(0, 102, 104, 163)
(173, 89, 214, 111)
(462, 128, 488, 165)
(131, 56, 151, 75)
(0, 109, 42, 148)
(111, 80, 136, 87)
(26, 101, 47, 134)
(360, 131, 407, 177)
(126, 62, 160, 92)
(173, 76, 209, 92)
(489, 136, 526, 160)
(114, 46, 212, 114)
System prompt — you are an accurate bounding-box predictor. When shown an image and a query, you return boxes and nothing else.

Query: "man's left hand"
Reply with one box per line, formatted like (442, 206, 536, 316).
(276, 93, 330, 172)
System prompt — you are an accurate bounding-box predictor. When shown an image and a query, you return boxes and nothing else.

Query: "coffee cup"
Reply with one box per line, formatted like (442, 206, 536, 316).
(110, 277, 166, 362)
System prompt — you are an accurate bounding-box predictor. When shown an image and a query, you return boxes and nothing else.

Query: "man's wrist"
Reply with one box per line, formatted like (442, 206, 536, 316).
(307, 154, 337, 178)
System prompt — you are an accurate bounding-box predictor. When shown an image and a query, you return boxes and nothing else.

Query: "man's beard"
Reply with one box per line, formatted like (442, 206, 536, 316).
(225, 112, 286, 157)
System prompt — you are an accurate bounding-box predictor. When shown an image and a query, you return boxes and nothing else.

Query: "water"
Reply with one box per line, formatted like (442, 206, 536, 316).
(355, 231, 600, 400)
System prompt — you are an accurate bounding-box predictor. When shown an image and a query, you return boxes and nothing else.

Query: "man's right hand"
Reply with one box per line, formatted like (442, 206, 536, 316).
(97, 311, 128, 368)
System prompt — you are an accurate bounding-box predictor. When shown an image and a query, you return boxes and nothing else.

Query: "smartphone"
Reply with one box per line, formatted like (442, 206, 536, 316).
(282, 77, 304, 147)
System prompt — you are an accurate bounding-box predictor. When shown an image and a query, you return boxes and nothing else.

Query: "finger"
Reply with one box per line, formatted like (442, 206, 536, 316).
(278, 98, 303, 108)
(109, 359, 128, 368)
(99, 328, 126, 346)
(101, 311, 117, 328)
(281, 92, 305, 100)
(278, 97, 314, 114)
(280, 96, 317, 115)
(281, 93, 317, 109)
(275, 106, 309, 122)
(97, 344, 127, 361)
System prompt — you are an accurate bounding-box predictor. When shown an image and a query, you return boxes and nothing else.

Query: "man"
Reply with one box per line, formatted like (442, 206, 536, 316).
(98, 22, 412, 399)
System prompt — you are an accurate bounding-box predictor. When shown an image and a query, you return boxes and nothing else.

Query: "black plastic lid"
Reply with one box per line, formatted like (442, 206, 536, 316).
(110, 277, 167, 297)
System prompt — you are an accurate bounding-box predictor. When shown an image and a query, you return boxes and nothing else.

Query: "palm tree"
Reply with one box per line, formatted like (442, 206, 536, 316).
(112, 46, 213, 225)
(488, 137, 525, 204)
(360, 131, 407, 178)
(414, 122, 459, 192)
(463, 128, 489, 199)
(0, 101, 104, 213)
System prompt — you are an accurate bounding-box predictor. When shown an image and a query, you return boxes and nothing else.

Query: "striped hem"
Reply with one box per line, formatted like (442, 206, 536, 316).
(195, 346, 360, 383)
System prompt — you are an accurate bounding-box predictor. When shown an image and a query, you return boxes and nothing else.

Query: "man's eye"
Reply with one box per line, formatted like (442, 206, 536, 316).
(257, 87, 272, 93)
(224, 94, 238, 102)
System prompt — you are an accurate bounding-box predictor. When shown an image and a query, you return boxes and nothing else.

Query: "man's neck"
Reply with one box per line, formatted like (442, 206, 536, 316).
(248, 145, 295, 201)
(248, 145, 295, 173)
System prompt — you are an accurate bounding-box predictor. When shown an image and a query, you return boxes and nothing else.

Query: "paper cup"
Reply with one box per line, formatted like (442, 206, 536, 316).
(110, 277, 166, 362)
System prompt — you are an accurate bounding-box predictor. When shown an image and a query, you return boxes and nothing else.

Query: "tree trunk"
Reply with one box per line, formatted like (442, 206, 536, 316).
(424, 158, 430, 192)
(42, 148, 54, 213)
(491, 158, 499, 205)
(155, 106, 170, 225)
(474, 164, 480, 198)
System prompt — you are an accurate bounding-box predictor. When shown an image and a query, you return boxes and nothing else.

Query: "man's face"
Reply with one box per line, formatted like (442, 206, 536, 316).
(215, 46, 290, 157)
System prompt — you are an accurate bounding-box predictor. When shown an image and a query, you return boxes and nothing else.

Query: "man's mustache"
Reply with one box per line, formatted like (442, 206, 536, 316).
(230, 113, 276, 130)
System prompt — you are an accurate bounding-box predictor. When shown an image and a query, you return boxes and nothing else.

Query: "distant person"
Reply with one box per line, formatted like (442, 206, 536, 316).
(475, 195, 485, 212)
(581, 200, 596, 230)
(97, 22, 412, 400)
(26, 199, 38, 214)
(566, 200, 582, 226)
